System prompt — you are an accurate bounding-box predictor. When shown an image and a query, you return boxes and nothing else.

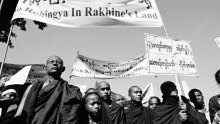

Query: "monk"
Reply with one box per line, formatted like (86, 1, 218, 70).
(112, 94, 125, 107)
(95, 81, 126, 124)
(125, 86, 154, 124)
(148, 96, 161, 110)
(81, 91, 112, 124)
(153, 81, 205, 124)
(188, 89, 209, 124)
(20, 56, 82, 124)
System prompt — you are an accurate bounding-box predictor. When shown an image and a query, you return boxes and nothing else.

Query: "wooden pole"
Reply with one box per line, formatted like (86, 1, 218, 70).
(0, 24, 14, 77)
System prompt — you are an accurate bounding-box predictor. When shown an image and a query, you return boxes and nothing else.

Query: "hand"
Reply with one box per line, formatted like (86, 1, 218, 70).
(179, 109, 188, 122)
(179, 101, 187, 111)
(217, 110, 220, 118)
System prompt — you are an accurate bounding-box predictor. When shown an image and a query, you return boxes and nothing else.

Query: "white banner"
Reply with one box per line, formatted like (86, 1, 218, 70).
(70, 53, 149, 78)
(0, 62, 46, 81)
(142, 83, 154, 107)
(215, 37, 220, 48)
(12, 0, 163, 27)
(145, 33, 198, 75)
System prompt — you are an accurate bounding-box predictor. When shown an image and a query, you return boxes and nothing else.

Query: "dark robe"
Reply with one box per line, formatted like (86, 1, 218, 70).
(0, 83, 30, 124)
(20, 79, 82, 124)
(153, 96, 206, 124)
(125, 102, 154, 124)
(209, 94, 220, 123)
(102, 99, 126, 124)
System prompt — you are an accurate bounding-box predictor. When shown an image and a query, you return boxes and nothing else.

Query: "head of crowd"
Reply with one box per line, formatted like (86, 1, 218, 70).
(0, 55, 219, 124)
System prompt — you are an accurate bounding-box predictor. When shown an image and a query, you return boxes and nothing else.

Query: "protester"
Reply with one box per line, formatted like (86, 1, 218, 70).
(209, 69, 220, 123)
(125, 86, 154, 124)
(188, 89, 209, 123)
(80, 91, 112, 124)
(148, 96, 161, 110)
(112, 94, 125, 107)
(85, 88, 98, 95)
(153, 81, 205, 124)
(95, 81, 126, 124)
(18, 55, 83, 124)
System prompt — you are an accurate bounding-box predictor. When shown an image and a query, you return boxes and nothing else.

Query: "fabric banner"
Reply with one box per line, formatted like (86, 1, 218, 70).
(12, 0, 163, 27)
(70, 53, 149, 79)
(145, 33, 198, 75)
(142, 83, 154, 107)
(0, 62, 46, 82)
(215, 37, 220, 48)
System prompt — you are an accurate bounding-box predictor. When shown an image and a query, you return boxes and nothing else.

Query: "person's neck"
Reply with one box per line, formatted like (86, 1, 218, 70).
(131, 101, 142, 107)
(102, 98, 112, 105)
(47, 75, 62, 83)
(88, 114, 101, 124)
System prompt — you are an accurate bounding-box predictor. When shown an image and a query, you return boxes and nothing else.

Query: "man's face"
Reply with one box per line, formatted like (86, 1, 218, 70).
(194, 91, 204, 105)
(113, 95, 125, 106)
(97, 82, 111, 100)
(148, 98, 158, 109)
(46, 56, 64, 76)
(85, 94, 101, 116)
(130, 87, 142, 102)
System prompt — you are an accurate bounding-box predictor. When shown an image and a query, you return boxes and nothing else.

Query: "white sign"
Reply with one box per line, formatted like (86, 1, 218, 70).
(12, 0, 163, 27)
(145, 33, 198, 75)
(70, 53, 149, 79)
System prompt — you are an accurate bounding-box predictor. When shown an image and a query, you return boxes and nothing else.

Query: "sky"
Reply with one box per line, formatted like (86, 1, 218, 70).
(0, 0, 220, 107)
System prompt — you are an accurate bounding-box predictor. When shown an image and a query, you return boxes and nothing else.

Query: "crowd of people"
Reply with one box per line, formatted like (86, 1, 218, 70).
(0, 55, 220, 124)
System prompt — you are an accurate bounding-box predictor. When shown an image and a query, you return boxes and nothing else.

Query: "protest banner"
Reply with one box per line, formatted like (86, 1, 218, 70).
(0, 62, 46, 82)
(215, 37, 220, 48)
(70, 53, 149, 79)
(142, 83, 154, 107)
(145, 33, 198, 75)
(12, 0, 163, 27)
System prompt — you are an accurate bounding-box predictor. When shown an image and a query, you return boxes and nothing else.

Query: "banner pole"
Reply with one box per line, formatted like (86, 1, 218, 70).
(0, 0, 4, 13)
(0, 24, 14, 77)
(161, 21, 184, 101)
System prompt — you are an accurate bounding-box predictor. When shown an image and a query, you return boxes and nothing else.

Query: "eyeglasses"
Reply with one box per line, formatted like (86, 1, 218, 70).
(47, 60, 63, 64)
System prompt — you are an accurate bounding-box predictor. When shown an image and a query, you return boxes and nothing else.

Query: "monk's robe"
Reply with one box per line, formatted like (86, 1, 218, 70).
(153, 96, 207, 124)
(209, 94, 220, 123)
(0, 83, 30, 124)
(102, 99, 126, 124)
(125, 102, 154, 124)
(20, 79, 82, 124)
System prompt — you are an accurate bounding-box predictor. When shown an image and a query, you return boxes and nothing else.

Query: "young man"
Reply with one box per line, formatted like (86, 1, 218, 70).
(188, 89, 209, 123)
(112, 94, 125, 107)
(209, 69, 220, 123)
(95, 81, 125, 124)
(125, 86, 154, 124)
(82, 91, 112, 124)
(148, 96, 161, 110)
(20, 56, 83, 124)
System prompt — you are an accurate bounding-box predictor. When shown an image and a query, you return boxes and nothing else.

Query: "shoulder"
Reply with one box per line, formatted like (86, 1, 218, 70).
(209, 94, 220, 102)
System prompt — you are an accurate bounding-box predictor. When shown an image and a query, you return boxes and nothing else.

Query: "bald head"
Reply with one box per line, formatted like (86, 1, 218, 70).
(46, 56, 63, 64)
(95, 81, 111, 100)
(45, 55, 65, 77)
(128, 86, 141, 95)
(112, 94, 125, 106)
(128, 86, 142, 103)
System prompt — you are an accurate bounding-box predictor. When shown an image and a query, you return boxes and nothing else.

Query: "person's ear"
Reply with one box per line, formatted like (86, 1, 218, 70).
(62, 66, 65, 72)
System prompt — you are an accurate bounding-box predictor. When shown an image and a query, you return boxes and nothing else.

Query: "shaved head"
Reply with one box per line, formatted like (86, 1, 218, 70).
(45, 55, 65, 77)
(95, 81, 110, 90)
(128, 86, 141, 95)
(46, 55, 63, 64)
(95, 81, 111, 100)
